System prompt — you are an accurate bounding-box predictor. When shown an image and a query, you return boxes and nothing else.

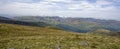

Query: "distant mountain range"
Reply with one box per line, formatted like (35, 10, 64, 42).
(12, 16, 120, 33)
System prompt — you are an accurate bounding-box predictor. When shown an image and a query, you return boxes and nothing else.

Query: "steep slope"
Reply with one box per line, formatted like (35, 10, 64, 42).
(13, 16, 120, 32)
(0, 24, 120, 49)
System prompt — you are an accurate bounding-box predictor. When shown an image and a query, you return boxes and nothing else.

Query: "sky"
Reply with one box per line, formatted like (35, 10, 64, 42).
(0, 0, 120, 20)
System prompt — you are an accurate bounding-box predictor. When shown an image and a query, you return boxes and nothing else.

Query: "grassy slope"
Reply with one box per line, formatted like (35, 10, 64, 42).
(0, 23, 120, 49)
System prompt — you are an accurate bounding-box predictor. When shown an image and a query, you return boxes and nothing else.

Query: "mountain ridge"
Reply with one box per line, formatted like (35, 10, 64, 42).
(12, 16, 120, 33)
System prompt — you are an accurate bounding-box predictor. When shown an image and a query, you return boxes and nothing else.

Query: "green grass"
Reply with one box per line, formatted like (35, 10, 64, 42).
(0, 23, 120, 49)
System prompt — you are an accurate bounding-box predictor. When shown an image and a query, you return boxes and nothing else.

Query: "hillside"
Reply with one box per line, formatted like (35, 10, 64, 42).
(13, 16, 120, 33)
(0, 16, 50, 27)
(0, 24, 120, 49)
(0, 16, 11, 20)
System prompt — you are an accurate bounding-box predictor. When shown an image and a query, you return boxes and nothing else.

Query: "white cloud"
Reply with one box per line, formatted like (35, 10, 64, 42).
(44, 0, 72, 3)
(113, 0, 120, 2)
(0, 0, 120, 20)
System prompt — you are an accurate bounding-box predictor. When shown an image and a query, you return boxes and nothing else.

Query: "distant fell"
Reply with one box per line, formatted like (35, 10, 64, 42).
(13, 16, 120, 33)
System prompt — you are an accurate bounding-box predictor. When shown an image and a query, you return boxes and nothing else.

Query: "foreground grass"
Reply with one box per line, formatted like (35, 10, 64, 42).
(0, 24, 120, 49)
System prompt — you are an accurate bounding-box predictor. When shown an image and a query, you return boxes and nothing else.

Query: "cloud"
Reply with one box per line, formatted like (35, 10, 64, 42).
(0, 0, 120, 20)
(113, 0, 120, 2)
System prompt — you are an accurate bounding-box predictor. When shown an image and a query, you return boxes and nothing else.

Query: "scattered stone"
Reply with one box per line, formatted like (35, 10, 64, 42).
(56, 44, 60, 49)
(56, 41, 60, 49)
(9, 48, 14, 49)
(80, 41, 89, 46)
